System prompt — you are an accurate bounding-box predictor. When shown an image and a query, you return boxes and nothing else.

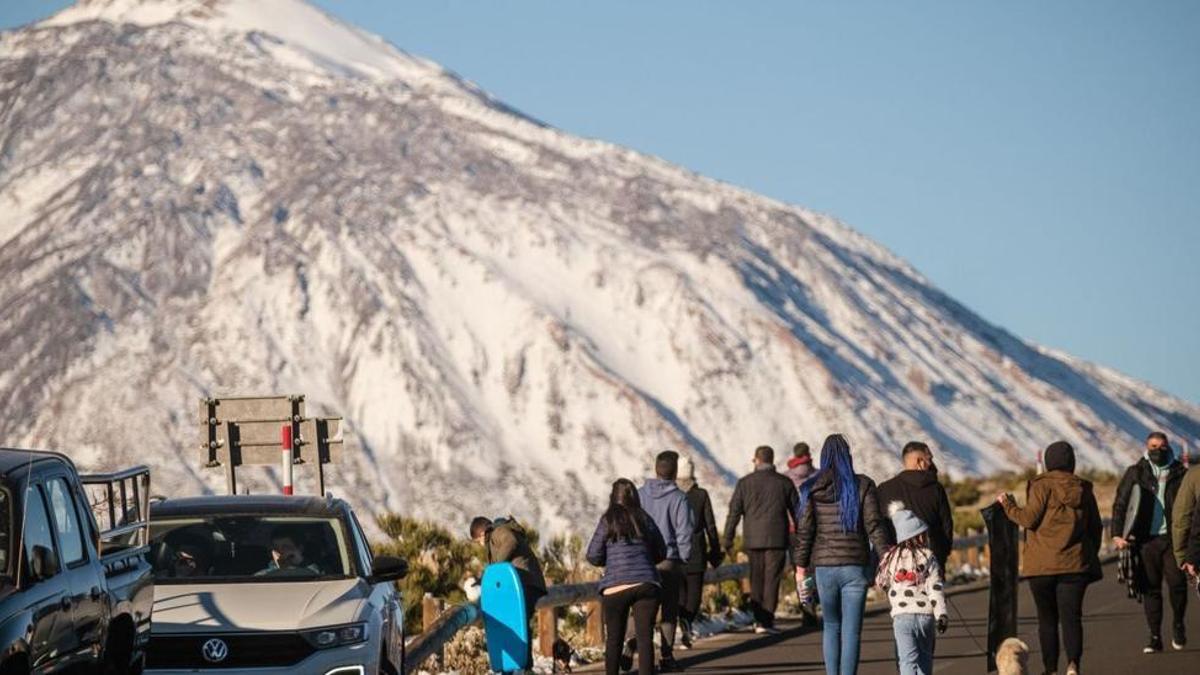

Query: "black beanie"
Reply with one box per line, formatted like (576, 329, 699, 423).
(1044, 441, 1076, 473)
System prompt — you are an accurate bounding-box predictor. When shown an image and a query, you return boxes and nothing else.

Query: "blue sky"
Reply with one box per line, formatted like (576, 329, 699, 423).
(3, 1, 1197, 403)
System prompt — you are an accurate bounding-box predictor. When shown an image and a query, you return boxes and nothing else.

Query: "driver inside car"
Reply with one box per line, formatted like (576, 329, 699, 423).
(173, 542, 211, 578)
(162, 532, 213, 578)
(257, 525, 323, 576)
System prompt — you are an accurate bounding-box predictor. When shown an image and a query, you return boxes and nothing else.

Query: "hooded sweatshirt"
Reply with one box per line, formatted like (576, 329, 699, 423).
(1002, 470, 1103, 577)
(1146, 449, 1173, 536)
(877, 469, 955, 567)
(639, 479, 694, 562)
(783, 456, 814, 488)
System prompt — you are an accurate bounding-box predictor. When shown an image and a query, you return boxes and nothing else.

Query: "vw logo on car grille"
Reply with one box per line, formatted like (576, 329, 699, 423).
(201, 638, 230, 663)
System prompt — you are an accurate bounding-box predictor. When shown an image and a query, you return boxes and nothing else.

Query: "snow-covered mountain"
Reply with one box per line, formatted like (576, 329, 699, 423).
(2, 0, 1196, 533)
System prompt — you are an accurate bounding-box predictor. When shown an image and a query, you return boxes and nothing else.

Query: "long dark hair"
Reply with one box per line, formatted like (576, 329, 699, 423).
(798, 434, 861, 533)
(603, 478, 647, 542)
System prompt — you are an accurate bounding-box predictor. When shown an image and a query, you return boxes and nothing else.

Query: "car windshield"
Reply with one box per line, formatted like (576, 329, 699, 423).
(150, 515, 355, 583)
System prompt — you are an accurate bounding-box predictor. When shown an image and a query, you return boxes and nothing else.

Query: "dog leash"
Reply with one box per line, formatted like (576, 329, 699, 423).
(946, 594, 989, 656)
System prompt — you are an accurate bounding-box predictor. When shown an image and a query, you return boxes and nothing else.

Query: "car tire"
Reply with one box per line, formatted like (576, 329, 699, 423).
(380, 644, 399, 675)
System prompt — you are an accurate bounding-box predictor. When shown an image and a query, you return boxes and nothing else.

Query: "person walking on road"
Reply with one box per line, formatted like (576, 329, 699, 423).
(877, 441, 955, 570)
(877, 502, 948, 675)
(1172, 455, 1200, 579)
(1112, 431, 1189, 653)
(636, 451, 694, 671)
(470, 514, 549, 667)
(587, 479, 668, 675)
(784, 442, 814, 488)
(996, 441, 1103, 675)
(792, 434, 890, 675)
(722, 445, 799, 634)
(676, 455, 722, 647)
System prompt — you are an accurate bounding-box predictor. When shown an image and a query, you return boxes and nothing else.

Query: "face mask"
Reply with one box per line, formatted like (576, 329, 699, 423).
(1149, 448, 1170, 467)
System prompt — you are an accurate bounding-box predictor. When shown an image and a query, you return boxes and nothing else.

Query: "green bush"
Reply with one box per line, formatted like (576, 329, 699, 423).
(1077, 468, 1120, 485)
(953, 508, 985, 536)
(941, 476, 983, 507)
(372, 514, 482, 635)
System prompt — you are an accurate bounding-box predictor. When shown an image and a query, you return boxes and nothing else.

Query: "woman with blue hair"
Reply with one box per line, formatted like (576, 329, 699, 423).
(791, 434, 889, 675)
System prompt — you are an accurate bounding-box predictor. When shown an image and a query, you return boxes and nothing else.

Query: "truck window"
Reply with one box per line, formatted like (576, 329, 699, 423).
(46, 478, 86, 566)
(23, 487, 58, 578)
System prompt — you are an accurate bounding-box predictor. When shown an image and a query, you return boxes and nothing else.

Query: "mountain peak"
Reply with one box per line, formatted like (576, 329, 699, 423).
(41, 0, 445, 86)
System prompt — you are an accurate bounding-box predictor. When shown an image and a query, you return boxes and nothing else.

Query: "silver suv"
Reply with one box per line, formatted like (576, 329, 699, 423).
(145, 495, 406, 674)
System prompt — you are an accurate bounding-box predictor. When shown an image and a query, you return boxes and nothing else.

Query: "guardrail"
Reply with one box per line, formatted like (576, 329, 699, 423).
(403, 563, 749, 674)
(404, 517, 1115, 673)
(945, 517, 1113, 572)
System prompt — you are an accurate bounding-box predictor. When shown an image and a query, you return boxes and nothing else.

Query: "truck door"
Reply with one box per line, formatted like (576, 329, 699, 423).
(20, 484, 75, 673)
(45, 476, 106, 665)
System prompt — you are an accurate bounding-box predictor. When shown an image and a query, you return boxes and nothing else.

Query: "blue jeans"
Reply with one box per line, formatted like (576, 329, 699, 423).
(814, 565, 869, 675)
(892, 614, 935, 675)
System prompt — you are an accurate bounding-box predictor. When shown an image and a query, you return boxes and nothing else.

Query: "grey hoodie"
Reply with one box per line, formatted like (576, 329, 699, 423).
(639, 478, 695, 562)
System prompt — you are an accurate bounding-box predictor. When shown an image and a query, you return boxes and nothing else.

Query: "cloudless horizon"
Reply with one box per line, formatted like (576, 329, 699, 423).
(3, 1, 1198, 404)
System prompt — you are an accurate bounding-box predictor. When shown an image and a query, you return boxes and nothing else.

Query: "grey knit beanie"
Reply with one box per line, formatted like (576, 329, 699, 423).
(887, 501, 928, 543)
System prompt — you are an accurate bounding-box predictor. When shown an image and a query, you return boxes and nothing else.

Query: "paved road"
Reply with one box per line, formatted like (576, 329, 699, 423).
(578, 561, 1200, 673)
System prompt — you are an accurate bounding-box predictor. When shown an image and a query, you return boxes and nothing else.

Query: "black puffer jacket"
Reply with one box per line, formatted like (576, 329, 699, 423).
(1111, 457, 1186, 544)
(722, 464, 799, 550)
(792, 471, 889, 568)
(682, 483, 722, 573)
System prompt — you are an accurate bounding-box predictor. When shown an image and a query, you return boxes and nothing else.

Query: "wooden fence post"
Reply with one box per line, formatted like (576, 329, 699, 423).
(422, 593, 442, 631)
(421, 594, 445, 663)
(737, 552, 751, 596)
(965, 529, 980, 568)
(586, 600, 604, 647)
(538, 606, 557, 658)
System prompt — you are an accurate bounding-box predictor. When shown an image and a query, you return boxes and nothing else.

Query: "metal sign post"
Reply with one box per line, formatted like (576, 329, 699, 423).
(199, 395, 342, 496)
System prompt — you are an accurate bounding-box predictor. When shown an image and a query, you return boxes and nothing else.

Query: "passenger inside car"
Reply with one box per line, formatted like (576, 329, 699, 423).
(257, 525, 323, 576)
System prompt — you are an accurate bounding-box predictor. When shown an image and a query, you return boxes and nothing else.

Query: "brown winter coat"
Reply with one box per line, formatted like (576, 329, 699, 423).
(1002, 470, 1103, 578)
(487, 519, 548, 595)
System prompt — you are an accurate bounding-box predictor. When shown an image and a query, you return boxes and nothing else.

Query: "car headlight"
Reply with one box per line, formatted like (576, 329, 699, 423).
(302, 623, 368, 649)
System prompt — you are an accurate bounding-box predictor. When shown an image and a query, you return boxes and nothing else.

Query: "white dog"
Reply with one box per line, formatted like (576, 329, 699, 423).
(995, 637, 1030, 675)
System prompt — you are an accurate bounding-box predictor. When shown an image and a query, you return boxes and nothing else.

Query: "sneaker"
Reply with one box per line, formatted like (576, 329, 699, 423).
(659, 655, 680, 672)
(1173, 624, 1187, 650)
(679, 632, 693, 649)
(1144, 635, 1163, 654)
(1066, 662, 1079, 675)
(620, 638, 635, 672)
(754, 625, 781, 635)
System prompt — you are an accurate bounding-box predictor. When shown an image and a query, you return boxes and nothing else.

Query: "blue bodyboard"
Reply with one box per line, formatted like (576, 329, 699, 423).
(480, 562, 530, 672)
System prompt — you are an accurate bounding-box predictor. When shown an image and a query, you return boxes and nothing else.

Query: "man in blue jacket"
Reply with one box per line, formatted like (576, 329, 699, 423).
(635, 450, 695, 671)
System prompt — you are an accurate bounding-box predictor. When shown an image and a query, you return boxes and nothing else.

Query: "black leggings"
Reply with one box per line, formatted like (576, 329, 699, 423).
(1141, 535, 1189, 636)
(1028, 573, 1088, 672)
(680, 570, 704, 624)
(602, 584, 660, 675)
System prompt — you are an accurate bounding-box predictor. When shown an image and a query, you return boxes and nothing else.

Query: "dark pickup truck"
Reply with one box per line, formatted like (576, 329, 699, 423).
(0, 448, 154, 674)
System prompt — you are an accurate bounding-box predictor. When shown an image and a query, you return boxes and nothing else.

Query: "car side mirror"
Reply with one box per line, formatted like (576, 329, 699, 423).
(30, 545, 59, 581)
(369, 556, 407, 583)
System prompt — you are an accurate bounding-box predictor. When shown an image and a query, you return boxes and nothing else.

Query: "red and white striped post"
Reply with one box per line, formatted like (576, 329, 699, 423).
(281, 424, 294, 496)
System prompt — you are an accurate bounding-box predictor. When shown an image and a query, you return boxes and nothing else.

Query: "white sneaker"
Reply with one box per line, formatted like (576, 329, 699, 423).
(754, 626, 780, 635)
